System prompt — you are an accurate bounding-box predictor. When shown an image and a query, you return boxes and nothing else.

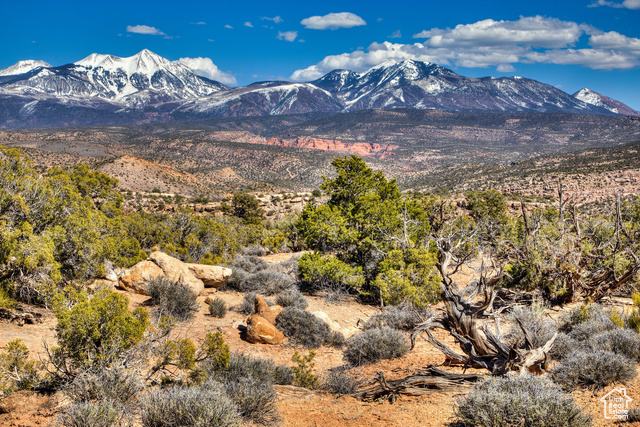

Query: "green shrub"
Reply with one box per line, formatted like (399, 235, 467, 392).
(146, 277, 198, 321)
(343, 327, 410, 366)
(298, 253, 364, 297)
(552, 349, 637, 390)
(372, 248, 441, 307)
(209, 297, 227, 318)
(276, 288, 308, 310)
(52, 288, 148, 370)
(292, 351, 319, 389)
(276, 307, 345, 349)
(0, 339, 40, 397)
(455, 374, 592, 427)
(140, 383, 240, 427)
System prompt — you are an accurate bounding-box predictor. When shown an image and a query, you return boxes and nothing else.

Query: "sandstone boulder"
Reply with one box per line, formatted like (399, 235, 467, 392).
(246, 314, 284, 345)
(150, 251, 205, 296)
(187, 264, 232, 288)
(118, 260, 164, 295)
(254, 296, 282, 325)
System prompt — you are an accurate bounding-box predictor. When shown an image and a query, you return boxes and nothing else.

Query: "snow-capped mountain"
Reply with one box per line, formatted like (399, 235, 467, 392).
(314, 59, 606, 114)
(573, 88, 640, 116)
(0, 53, 625, 128)
(0, 50, 226, 107)
(0, 60, 51, 76)
(175, 81, 343, 119)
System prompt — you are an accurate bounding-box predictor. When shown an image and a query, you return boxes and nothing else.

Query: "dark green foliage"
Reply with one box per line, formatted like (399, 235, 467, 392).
(363, 302, 432, 331)
(52, 288, 148, 370)
(343, 327, 410, 366)
(292, 351, 319, 389)
(298, 252, 364, 297)
(58, 401, 124, 427)
(231, 193, 265, 225)
(276, 307, 345, 349)
(209, 297, 227, 318)
(552, 349, 637, 390)
(464, 189, 507, 225)
(139, 383, 240, 427)
(146, 277, 199, 321)
(276, 288, 308, 310)
(454, 374, 592, 427)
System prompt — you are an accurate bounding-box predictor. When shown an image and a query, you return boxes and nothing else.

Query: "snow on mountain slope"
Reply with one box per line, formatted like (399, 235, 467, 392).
(0, 60, 51, 76)
(314, 59, 610, 115)
(0, 50, 227, 106)
(573, 88, 640, 116)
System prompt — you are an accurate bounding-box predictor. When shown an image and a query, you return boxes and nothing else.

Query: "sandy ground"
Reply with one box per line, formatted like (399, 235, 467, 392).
(2, 283, 640, 426)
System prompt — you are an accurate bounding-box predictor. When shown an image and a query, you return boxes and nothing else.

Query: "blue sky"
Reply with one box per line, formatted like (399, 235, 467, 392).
(2, 0, 640, 109)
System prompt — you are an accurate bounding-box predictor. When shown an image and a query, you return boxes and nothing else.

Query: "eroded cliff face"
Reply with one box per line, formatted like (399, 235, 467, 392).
(253, 137, 397, 157)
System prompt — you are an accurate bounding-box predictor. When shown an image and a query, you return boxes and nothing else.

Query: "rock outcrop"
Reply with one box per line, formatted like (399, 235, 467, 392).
(246, 314, 284, 345)
(149, 251, 204, 296)
(187, 264, 232, 288)
(116, 251, 230, 296)
(118, 260, 164, 294)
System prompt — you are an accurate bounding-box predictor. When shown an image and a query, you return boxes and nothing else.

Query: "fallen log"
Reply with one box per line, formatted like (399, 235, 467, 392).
(350, 367, 480, 403)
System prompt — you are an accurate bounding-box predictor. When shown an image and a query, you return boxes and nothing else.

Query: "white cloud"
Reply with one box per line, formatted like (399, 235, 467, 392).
(126, 25, 166, 36)
(589, 0, 640, 8)
(224, 24, 233, 29)
(413, 16, 582, 48)
(389, 30, 402, 39)
(262, 16, 283, 23)
(300, 12, 366, 30)
(290, 16, 640, 80)
(277, 31, 298, 42)
(244, 22, 253, 28)
(497, 64, 516, 72)
(176, 57, 237, 85)
(193, 22, 206, 25)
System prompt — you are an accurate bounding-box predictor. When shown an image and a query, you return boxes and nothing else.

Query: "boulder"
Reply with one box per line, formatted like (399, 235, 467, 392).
(150, 251, 205, 296)
(312, 311, 351, 336)
(254, 296, 282, 325)
(118, 260, 164, 295)
(187, 264, 232, 288)
(246, 314, 284, 345)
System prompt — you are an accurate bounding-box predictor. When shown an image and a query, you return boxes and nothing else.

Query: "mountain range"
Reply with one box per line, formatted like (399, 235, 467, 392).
(0, 49, 638, 128)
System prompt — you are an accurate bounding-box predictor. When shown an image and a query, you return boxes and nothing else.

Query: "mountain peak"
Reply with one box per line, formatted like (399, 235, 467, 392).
(0, 60, 51, 76)
(573, 88, 639, 116)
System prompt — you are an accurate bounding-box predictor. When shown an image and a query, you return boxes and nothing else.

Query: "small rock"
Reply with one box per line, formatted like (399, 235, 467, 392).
(204, 296, 213, 305)
(246, 314, 284, 345)
(254, 296, 282, 325)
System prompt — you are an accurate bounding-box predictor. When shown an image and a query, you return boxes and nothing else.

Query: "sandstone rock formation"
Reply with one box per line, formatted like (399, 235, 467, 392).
(118, 260, 164, 294)
(116, 251, 230, 296)
(246, 314, 284, 345)
(149, 251, 204, 296)
(187, 264, 232, 288)
(254, 296, 282, 325)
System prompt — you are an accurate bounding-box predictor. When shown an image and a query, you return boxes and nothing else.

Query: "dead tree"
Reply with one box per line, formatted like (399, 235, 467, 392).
(412, 224, 557, 375)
